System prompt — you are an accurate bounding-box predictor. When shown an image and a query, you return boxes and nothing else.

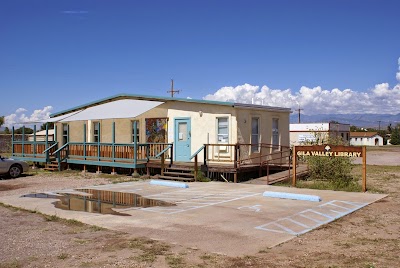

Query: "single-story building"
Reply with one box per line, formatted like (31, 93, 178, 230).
(350, 132, 383, 146)
(28, 129, 55, 142)
(290, 122, 350, 146)
(12, 94, 292, 182)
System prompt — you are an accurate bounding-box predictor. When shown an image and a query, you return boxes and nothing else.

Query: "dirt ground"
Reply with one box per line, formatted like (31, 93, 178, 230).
(1, 147, 399, 268)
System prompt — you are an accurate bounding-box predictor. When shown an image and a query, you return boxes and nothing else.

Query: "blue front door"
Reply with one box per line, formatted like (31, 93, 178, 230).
(175, 118, 191, 161)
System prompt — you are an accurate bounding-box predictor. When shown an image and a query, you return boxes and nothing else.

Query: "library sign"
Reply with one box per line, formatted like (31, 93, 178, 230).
(292, 145, 367, 192)
(295, 145, 363, 158)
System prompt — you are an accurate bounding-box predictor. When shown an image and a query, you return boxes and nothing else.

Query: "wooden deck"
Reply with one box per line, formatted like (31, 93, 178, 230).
(244, 164, 309, 185)
(12, 139, 292, 183)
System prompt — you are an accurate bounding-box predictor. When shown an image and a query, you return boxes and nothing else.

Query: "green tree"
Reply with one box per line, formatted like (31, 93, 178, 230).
(0, 116, 4, 128)
(350, 125, 360, 132)
(390, 127, 400, 145)
(4, 127, 10, 134)
(377, 130, 388, 145)
(14, 127, 34, 134)
(40, 122, 54, 131)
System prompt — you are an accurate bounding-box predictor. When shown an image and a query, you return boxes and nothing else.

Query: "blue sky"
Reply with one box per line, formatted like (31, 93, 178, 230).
(1, 0, 400, 125)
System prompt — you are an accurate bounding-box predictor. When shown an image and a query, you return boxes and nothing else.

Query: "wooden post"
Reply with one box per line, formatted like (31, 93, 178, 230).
(54, 124, 57, 143)
(45, 123, 48, 153)
(259, 152, 262, 177)
(161, 153, 165, 176)
(292, 146, 297, 187)
(112, 122, 115, 162)
(170, 144, 174, 166)
(22, 126, 25, 156)
(83, 124, 87, 160)
(288, 149, 291, 183)
(234, 144, 238, 183)
(33, 125, 37, 156)
(203, 144, 207, 166)
(97, 122, 100, 161)
(194, 155, 198, 182)
(133, 121, 137, 168)
(362, 146, 367, 192)
(12, 126, 15, 156)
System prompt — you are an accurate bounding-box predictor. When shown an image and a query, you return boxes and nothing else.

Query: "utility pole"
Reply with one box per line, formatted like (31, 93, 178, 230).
(296, 107, 304, 123)
(167, 79, 180, 97)
(378, 120, 381, 131)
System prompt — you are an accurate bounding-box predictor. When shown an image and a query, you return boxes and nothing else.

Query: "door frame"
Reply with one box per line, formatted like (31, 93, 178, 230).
(174, 117, 191, 161)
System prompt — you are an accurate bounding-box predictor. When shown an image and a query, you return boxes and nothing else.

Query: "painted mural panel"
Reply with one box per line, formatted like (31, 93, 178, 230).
(146, 118, 167, 142)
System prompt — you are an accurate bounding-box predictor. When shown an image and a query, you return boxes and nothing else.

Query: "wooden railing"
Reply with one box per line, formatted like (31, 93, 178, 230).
(53, 142, 173, 170)
(202, 143, 290, 166)
(190, 143, 291, 183)
(12, 141, 57, 161)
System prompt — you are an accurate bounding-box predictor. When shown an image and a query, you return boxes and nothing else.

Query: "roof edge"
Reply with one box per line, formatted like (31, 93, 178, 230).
(50, 93, 235, 118)
(50, 93, 291, 118)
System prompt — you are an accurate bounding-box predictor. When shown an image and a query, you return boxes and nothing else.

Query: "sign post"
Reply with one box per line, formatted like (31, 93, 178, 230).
(292, 145, 367, 192)
(292, 146, 297, 187)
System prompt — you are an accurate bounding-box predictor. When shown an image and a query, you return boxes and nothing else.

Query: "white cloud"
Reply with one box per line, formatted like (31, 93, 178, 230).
(204, 82, 400, 115)
(204, 58, 400, 115)
(15, 108, 27, 113)
(4, 106, 53, 128)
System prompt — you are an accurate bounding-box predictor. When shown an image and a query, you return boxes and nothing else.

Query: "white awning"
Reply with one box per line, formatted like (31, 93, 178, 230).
(47, 99, 163, 122)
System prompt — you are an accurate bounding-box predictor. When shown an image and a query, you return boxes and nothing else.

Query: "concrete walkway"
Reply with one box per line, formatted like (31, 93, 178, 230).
(0, 181, 386, 256)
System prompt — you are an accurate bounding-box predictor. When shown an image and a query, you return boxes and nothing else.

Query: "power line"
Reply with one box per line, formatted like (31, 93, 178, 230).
(167, 79, 180, 97)
(296, 108, 304, 123)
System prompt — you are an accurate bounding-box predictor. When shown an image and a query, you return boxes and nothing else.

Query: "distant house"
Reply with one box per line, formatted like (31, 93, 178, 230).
(290, 122, 350, 146)
(350, 132, 383, 146)
(28, 129, 55, 142)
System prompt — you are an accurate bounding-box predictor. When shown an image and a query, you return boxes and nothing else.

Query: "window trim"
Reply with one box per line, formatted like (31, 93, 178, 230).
(216, 117, 229, 144)
(132, 120, 140, 143)
(251, 117, 260, 153)
(272, 118, 279, 150)
(62, 123, 69, 145)
(93, 121, 100, 143)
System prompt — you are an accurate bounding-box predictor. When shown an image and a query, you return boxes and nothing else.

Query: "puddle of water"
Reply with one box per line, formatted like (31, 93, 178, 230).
(21, 188, 175, 216)
(22, 193, 60, 198)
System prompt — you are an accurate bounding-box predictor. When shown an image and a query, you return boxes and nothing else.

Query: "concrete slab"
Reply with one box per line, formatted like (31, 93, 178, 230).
(0, 181, 386, 256)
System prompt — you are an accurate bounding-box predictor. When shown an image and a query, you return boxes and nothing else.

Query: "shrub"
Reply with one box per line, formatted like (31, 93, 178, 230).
(301, 130, 357, 190)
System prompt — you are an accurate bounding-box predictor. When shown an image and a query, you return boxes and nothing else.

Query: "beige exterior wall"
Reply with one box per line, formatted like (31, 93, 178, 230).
(236, 108, 290, 146)
(165, 102, 237, 160)
(54, 100, 290, 163)
(236, 108, 290, 162)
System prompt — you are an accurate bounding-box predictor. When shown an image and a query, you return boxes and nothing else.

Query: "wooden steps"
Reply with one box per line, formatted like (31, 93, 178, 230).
(44, 161, 59, 171)
(158, 166, 195, 182)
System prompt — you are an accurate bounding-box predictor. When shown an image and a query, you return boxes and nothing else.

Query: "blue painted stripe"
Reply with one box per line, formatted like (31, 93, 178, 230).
(263, 191, 321, 202)
(149, 180, 189, 188)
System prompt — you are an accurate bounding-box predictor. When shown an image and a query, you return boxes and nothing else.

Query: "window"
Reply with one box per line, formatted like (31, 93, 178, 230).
(346, 133, 349, 141)
(251, 117, 260, 153)
(272, 118, 279, 150)
(93, 122, 100, 142)
(217, 117, 229, 143)
(62, 124, 68, 144)
(132, 121, 139, 143)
